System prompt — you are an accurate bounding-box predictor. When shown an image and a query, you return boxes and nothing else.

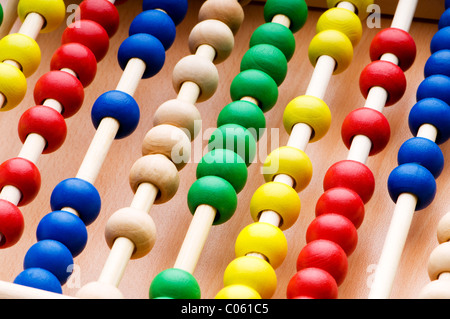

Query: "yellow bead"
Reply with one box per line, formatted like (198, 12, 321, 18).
(326, 0, 374, 19)
(283, 95, 331, 143)
(0, 62, 27, 111)
(235, 222, 287, 269)
(223, 256, 277, 299)
(215, 284, 261, 299)
(0, 33, 41, 77)
(250, 182, 301, 230)
(309, 29, 353, 74)
(18, 0, 66, 33)
(316, 8, 362, 46)
(262, 146, 312, 193)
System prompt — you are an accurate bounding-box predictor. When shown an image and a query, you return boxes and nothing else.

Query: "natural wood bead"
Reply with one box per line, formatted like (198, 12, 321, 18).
(198, 0, 244, 35)
(189, 19, 234, 64)
(142, 124, 191, 170)
(437, 212, 450, 244)
(105, 207, 157, 259)
(428, 242, 450, 281)
(420, 279, 450, 299)
(76, 281, 124, 299)
(129, 154, 180, 204)
(153, 99, 201, 141)
(172, 55, 219, 102)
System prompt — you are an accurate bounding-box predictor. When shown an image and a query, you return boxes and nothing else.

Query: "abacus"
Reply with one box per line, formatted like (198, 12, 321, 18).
(0, 0, 448, 300)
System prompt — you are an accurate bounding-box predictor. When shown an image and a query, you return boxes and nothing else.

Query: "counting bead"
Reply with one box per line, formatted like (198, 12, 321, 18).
(420, 279, 450, 299)
(91, 90, 140, 139)
(327, 0, 373, 19)
(235, 222, 287, 269)
(437, 212, 450, 244)
(142, 0, 188, 26)
(62, 20, 110, 62)
(439, 9, 450, 29)
(198, 0, 244, 35)
(230, 69, 278, 113)
(316, 8, 362, 46)
(36, 211, 87, 257)
(34, 70, 85, 118)
(0, 62, 27, 111)
(142, 124, 191, 170)
(262, 146, 313, 192)
(50, 43, 98, 87)
(50, 178, 101, 226)
(223, 256, 277, 299)
(0, 158, 40, 206)
(417, 75, 450, 106)
(0, 33, 41, 77)
(250, 23, 296, 62)
(78, 0, 120, 37)
(430, 26, 450, 53)
(172, 55, 219, 102)
(129, 10, 176, 50)
(370, 28, 416, 71)
(283, 95, 332, 142)
(359, 60, 407, 106)
(286, 267, 338, 299)
(447, 0, 450, 9)
(18, 105, 67, 154)
(263, 0, 308, 33)
(149, 268, 201, 299)
(250, 181, 301, 230)
(341, 107, 390, 156)
(14, 268, 62, 294)
(0, 3, 3, 25)
(75, 281, 124, 299)
(0, 199, 24, 248)
(309, 30, 353, 75)
(105, 207, 157, 259)
(387, 163, 436, 211)
(323, 160, 375, 204)
(188, 19, 234, 64)
(408, 98, 450, 145)
(215, 284, 261, 299)
(18, 0, 65, 33)
(428, 242, 450, 280)
(425, 50, 450, 78)
(129, 154, 179, 204)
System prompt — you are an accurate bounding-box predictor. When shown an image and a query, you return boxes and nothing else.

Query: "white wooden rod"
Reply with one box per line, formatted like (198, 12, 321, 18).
(98, 237, 134, 287)
(305, 55, 336, 100)
(0, 280, 75, 299)
(337, 1, 356, 11)
(115, 58, 146, 96)
(391, 0, 419, 32)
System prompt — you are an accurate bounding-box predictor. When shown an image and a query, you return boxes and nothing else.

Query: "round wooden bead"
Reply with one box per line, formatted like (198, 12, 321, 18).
(326, 0, 374, 19)
(417, 74, 450, 106)
(198, 0, 244, 35)
(428, 242, 450, 280)
(250, 181, 301, 230)
(172, 55, 219, 102)
(0, 199, 24, 248)
(0, 62, 27, 111)
(316, 7, 362, 46)
(78, 0, 120, 37)
(309, 30, 353, 75)
(263, 0, 308, 33)
(105, 207, 157, 259)
(215, 284, 261, 299)
(235, 222, 287, 269)
(142, 0, 188, 26)
(250, 22, 296, 62)
(149, 268, 201, 299)
(18, 0, 65, 33)
(439, 9, 450, 29)
(223, 256, 277, 299)
(142, 124, 191, 170)
(0, 3, 3, 25)
(76, 281, 124, 299)
(283, 95, 331, 142)
(420, 279, 450, 299)
(425, 50, 450, 78)
(14, 268, 62, 294)
(0, 33, 41, 77)
(437, 212, 450, 243)
(286, 267, 338, 299)
(129, 154, 179, 204)
(431, 26, 450, 53)
(188, 19, 234, 64)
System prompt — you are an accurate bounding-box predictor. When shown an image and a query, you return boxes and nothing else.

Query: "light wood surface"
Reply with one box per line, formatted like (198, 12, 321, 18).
(0, 0, 447, 299)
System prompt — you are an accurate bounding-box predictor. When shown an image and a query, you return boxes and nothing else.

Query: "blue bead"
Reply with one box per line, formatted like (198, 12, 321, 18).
(129, 10, 176, 50)
(397, 137, 444, 178)
(387, 163, 436, 211)
(14, 268, 62, 294)
(417, 74, 450, 106)
(142, 0, 188, 26)
(23, 240, 74, 284)
(118, 33, 166, 79)
(447, 0, 450, 9)
(36, 211, 88, 257)
(424, 50, 450, 78)
(91, 90, 140, 139)
(431, 26, 450, 53)
(50, 178, 101, 226)
(439, 9, 450, 29)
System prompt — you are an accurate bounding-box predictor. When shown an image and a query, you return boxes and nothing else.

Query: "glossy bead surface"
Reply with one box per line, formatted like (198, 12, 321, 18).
(215, 285, 261, 299)
(416, 75, 450, 106)
(18, 0, 65, 33)
(263, 0, 308, 32)
(287, 267, 338, 299)
(316, 7, 362, 46)
(0, 62, 27, 111)
(78, 0, 120, 37)
(14, 268, 62, 294)
(142, 0, 188, 26)
(250, 22, 296, 61)
(149, 268, 201, 299)
(0, 33, 41, 77)
(430, 26, 450, 53)
(0, 199, 24, 248)
(425, 50, 450, 78)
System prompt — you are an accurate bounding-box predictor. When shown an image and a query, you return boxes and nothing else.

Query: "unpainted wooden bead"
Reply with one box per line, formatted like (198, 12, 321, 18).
(198, 0, 244, 35)
(428, 242, 450, 280)
(437, 212, 450, 243)
(76, 281, 124, 299)
(419, 279, 450, 299)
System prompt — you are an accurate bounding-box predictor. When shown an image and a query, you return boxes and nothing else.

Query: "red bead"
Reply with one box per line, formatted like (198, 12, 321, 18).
(78, 0, 120, 37)
(0, 199, 24, 248)
(323, 160, 375, 204)
(18, 106, 67, 154)
(0, 158, 41, 206)
(306, 214, 358, 256)
(316, 187, 365, 228)
(286, 267, 338, 299)
(34, 71, 84, 118)
(341, 107, 391, 156)
(370, 27, 416, 71)
(51, 43, 97, 87)
(359, 60, 407, 106)
(61, 20, 109, 62)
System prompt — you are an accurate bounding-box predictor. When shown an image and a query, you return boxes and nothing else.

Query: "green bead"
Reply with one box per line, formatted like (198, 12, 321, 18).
(208, 124, 257, 166)
(149, 268, 201, 299)
(230, 69, 278, 113)
(241, 44, 287, 86)
(264, 0, 308, 33)
(250, 22, 296, 61)
(187, 176, 237, 225)
(0, 3, 3, 26)
(217, 100, 266, 141)
(197, 148, 248, 192)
